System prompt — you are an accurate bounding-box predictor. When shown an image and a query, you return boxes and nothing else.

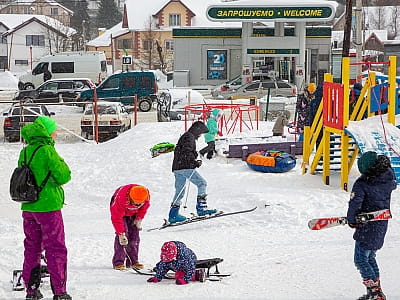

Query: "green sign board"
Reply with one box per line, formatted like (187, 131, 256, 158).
(247, 49, 300, 55)
(207, 6, 334, 21)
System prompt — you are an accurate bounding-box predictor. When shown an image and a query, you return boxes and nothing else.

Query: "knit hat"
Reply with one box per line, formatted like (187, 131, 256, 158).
(160, 241, 177, 262)
(211, 109, 222, 119)
(307, 83, 316, 94)
(129, 185, 149, 204)
(358, 151, 378, 174)
(37, 116, 57, 134)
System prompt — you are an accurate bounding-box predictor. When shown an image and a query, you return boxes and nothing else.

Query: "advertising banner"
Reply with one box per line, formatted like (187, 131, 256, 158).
(207, 50, 227, 80)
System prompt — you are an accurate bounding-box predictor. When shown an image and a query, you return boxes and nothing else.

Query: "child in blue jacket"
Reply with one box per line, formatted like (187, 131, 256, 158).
(147, 241, 205, 285)
(199, 109, 223, 159)
(347, 151, 396, 300)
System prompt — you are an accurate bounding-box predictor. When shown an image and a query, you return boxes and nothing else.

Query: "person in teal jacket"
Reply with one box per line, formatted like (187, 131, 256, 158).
(199, 109, 223, 159)
(18, 116, 72, 300)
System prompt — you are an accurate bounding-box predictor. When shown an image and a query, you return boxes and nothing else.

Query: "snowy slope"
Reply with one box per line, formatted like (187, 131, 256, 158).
(1, 119, 400, 300)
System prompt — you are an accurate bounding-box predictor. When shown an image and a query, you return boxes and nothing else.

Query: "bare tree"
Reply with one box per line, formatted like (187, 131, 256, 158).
(388, 6, 400, 39)
(138, 16, 162, 70)
(367, 1, 389, 30)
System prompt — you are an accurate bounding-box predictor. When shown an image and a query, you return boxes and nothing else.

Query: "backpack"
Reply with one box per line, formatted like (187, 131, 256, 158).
(10, 145, 51, 203)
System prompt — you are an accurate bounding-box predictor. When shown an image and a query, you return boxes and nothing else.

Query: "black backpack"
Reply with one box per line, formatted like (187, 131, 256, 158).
(10, 145, 51, 203)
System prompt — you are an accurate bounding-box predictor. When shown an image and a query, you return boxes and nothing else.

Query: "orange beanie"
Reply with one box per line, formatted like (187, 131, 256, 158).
(129, 185, 149, 204)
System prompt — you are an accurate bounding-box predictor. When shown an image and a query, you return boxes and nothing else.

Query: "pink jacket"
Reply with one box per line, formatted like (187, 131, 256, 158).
(110, 184, 150, 235)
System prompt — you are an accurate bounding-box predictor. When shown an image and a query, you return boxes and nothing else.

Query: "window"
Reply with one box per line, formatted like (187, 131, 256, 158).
(101, 61, 107, 72)
(51, 62, 74, 73)
(143, 40, 152, 51)
(50, 7, 58, 15)
(123, 76, 136, 88)
(1, 34, 7, 44)
(165, 40, 174, 51)
(15, 60, 29, 66)
(140, 76, 151, 88)
(169, 14, 181, 26)
(41, 82, 58, 90)
(23, 7, 31, 14)
(276, 82, 291, 88)
(58, 82, 73, 89)
(102, 77, 119, 89)
(117, 39, 132, 49)
(26, 35, 45, 47)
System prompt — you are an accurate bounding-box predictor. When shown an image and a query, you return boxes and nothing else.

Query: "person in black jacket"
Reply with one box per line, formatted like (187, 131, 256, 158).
(347, 151, 396, 300)
(169, 121, 217, 223)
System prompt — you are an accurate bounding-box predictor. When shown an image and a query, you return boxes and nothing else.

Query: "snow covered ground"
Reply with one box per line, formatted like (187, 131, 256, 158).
(1, 108, 400, 300)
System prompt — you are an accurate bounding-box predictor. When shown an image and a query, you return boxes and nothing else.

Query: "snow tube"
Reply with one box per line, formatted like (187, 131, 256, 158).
(246, 150, 296, 173)
(150, 142, 175, 158)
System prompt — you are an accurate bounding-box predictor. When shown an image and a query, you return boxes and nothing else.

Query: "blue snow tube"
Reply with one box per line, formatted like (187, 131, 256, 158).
(246, 150, 296, 173)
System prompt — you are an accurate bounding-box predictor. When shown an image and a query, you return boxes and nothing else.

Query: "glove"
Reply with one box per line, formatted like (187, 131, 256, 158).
(118, 233, 128, 246)
(217, 131, 223, 137)
(196, 160, 202, 167)
(176, 278, 189, 285)
(147, 277, 159, 283)
(348, 223, 359, 229)
(134, 219, 142, 231)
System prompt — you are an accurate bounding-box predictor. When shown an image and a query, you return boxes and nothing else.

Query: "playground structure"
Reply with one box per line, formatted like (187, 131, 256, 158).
(302, 56, 400, 191)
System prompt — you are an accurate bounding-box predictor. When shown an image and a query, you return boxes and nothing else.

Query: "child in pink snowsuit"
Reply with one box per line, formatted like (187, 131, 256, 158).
(110, 184, 150, 270)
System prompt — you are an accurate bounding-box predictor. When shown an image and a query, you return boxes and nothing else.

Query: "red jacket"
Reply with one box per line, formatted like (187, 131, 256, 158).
(110, 184, 150, 234)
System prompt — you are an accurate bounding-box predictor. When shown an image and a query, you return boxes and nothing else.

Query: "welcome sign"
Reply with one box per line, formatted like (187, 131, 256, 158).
(207, 4, 336, 22)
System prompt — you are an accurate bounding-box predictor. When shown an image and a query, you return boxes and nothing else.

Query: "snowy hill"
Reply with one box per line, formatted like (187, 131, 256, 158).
(1, 121, 400, 299)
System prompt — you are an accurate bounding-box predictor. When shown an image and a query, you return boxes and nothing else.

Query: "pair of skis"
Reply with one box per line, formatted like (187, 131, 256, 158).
(308, 209, 392, 230)
(147, 206, 257, 231)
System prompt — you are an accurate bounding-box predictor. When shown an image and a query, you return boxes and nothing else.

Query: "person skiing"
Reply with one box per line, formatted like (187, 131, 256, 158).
(347, 151, 396, 300)
(147, 241, 205, 285)
(169, 121, 217, 224)
(18, 116, 72, 300)
(199, 109, 223, 159)
(110, 184, 150, 271)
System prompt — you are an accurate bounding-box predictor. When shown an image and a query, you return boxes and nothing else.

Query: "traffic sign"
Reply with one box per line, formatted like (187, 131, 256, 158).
(122, 55, 132, 65)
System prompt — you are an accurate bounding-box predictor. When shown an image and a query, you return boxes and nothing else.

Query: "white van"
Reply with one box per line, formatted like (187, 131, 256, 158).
(18, 51, 107, 90)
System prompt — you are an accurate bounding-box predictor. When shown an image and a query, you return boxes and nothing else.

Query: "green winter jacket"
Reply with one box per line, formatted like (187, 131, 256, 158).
(19, 119, 71, 212)
(204, 109, 220, 143)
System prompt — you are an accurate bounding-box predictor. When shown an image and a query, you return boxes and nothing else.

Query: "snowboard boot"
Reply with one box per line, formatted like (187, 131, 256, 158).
(357, 280, 383, 300)
(53, 292, 72, 300)
(196, 195, 217, 216)
(194, 268, 207, 282)
(168, 205, 187, 223)
(26, 290, 43, 300)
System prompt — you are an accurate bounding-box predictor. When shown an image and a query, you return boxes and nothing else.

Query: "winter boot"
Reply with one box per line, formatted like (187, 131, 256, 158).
(168, 205, 187, 223)
(26, 290, 43, 300)
(53, 292, 72, 300)
(194, 268, 207, 282)
(357, 280, 381, 300)
(196, 195, 217, 216)
(375, 279, 386, 300)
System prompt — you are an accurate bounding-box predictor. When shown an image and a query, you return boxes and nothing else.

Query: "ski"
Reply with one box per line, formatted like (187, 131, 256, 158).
(12, 269, 24, 291)
(147, 207, 257, 231)
(308, 209, 392, 230)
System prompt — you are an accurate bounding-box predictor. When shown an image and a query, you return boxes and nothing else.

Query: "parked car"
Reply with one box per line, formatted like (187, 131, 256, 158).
(77, 71, 158, 112)
(211, 75, 242, 98)
(14, 78, 95, 103)
(212, 79, 297, 99)
(3, 104, 54, 142)
(80, 101, 131, 141)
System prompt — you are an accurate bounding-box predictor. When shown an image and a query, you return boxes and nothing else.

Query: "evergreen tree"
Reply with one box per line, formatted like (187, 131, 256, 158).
(96, 0, 122, 29)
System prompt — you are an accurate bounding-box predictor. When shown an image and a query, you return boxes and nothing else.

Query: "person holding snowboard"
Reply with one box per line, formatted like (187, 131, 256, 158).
(168, 121, 217, 224)
(199, 109, 223, 159)
(147, 241, 205, 284)
(347, 151, 396, 300)
(18, 116, 72, 300)
(110, 184, 150, 271)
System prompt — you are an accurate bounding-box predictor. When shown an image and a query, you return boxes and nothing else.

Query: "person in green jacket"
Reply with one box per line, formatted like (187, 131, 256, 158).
(19, 116, 72, 300)
(199, 109, 223, 159)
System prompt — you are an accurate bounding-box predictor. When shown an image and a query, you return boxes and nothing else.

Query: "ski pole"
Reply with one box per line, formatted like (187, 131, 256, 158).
(172, 169, 196, 207)
(183, 180, 191, 209)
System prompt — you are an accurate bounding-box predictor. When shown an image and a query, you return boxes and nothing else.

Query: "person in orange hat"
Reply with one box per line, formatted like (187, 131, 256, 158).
(110, 184, 150, 270)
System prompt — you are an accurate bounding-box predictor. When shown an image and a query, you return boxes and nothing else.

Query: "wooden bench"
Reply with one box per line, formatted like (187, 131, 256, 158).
(228, 141, 303, 160)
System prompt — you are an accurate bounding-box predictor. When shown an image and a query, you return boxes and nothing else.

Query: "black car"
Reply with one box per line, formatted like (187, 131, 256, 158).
(3, 104, 54, 142)
(14, 78, 95, 103)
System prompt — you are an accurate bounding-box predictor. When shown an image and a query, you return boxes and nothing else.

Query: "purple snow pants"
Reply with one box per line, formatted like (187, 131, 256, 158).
(22, 210, 68, 295)
(112, 216, 140, 267)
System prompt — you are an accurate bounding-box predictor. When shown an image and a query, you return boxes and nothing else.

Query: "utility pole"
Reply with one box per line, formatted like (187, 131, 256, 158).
(354, 0, 363, 76)
(342, 0, 353, 58)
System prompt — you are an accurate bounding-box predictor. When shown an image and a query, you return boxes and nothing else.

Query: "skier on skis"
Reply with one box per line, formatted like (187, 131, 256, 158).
(347, 151, 396, 300)
(147, 241, 205, 284)
(18, 116, 72, 300)
(110, 184, 150, 271)
(199, 109, 223, 159)
(168, 121, 217, 224)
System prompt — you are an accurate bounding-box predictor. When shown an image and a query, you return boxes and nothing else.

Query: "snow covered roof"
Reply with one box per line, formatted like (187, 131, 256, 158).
(332, 30, 388, 43)
(0, 14, 76, 36)
(2, 0, 73, 15)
